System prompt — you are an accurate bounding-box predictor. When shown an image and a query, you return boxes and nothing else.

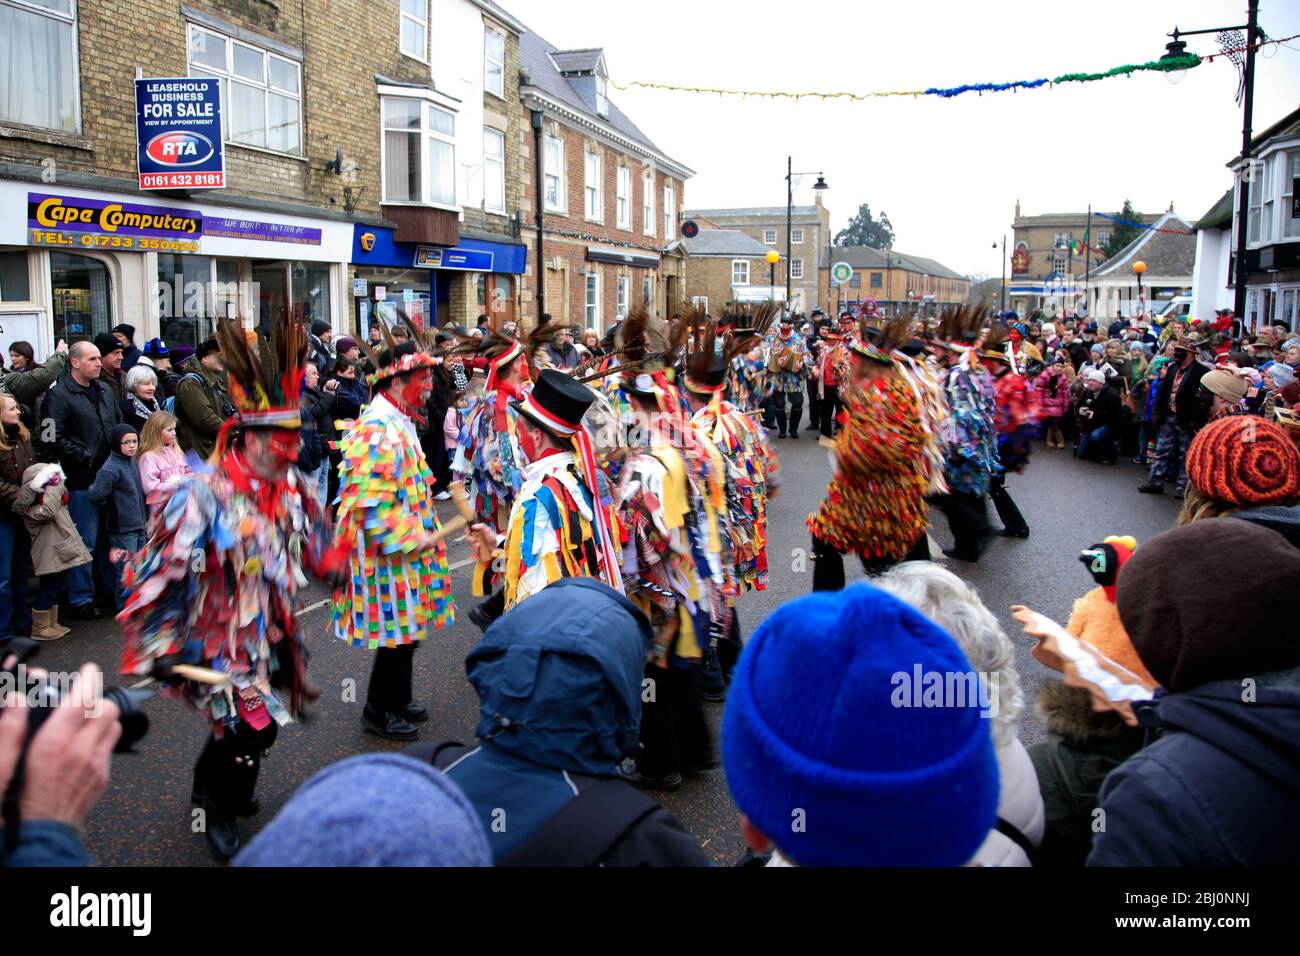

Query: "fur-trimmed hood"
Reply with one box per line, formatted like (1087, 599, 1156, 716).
(1036, 679, 1138, 743)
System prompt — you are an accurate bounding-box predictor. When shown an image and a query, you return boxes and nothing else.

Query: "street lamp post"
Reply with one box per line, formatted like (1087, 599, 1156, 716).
(786, 156, 828, 315)
(766, 249, 780, 304)
(1133, 260, 1147, 318)
(885, 246, 892, 317)
(993, 236, 1006, 313)
(1159, 0, 1259, 319)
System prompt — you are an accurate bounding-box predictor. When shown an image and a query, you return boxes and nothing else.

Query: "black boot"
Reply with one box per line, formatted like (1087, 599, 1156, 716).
(202, 800, 241, 863)
(401, 702, 429, 722)
(363, 705, 419, 740)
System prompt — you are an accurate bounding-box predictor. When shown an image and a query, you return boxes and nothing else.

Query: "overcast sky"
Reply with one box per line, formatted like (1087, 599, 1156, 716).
(502, 0, 1300, 278)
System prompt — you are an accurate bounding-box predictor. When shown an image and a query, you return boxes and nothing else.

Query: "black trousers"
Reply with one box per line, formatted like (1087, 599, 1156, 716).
(819, 384, 840, 437)
(988, 472, 1029, 536)
(811, 533, 931, 592)
(806, 380, 822, 431)
(366, 643, 417, 714)
(769, 389, 803, 436)
(698, 605, 743, 695)
(637, 663, 711, 778)
(193, 720, 279, 817)
(934, 490, 990, 561)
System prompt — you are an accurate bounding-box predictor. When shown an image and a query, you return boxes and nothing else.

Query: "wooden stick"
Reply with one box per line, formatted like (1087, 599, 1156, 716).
(427, 514, 469, 545)
(172, 664, 233, 686)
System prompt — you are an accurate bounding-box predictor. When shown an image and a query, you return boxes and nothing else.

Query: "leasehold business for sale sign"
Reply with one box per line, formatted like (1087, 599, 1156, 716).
(135, 77, 224, 190)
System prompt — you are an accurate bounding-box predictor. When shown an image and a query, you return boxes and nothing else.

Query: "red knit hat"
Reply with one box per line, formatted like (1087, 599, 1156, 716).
(1185, 416, 1300, 507)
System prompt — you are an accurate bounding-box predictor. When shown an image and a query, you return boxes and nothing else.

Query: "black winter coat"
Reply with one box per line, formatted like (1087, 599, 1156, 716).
(1088, 666, 1300, 866)
(43, 371, 121, 490)
(1152, 359, 1210, 430)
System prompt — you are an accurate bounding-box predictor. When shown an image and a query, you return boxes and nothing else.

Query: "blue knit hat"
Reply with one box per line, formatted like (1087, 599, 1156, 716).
(722, 584, 999, 866)
(234, 754, 492, 867)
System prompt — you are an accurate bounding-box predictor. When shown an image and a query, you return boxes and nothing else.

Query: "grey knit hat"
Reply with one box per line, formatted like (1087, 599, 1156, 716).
(234, 754, 492, 867)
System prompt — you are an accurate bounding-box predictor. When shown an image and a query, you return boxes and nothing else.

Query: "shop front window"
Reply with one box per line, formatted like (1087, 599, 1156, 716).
(355, 268, 431, 337)
(253, 260, 289, 338)
(156, 253, 214, 348)
(0, 250, 30, 301)
(50, 252, 111, 345)
(292, 261, 331, 326)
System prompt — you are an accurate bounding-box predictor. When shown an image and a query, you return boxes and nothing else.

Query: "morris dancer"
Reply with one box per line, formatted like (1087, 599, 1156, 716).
(452, 328, 566, 629)
(465, 368, 622, 608)
(119, 318, 341, 862)
(332, 340, 454, 742)
(808, 317, 931, 591)
(615, 352, 726, 791)
(680, 311, 779, 699)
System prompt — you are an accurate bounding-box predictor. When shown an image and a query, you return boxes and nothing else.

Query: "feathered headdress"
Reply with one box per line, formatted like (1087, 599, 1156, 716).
(445, 327, 528, 394)
(978, 320, 1011, 363)
(683, 304, 725, 394)
(210, 317, 308, 460)
(849, 314, 911, 365)
(937, 305, 989, 351)
(719, 301, 778, 362)
(214, 317, 307, 431)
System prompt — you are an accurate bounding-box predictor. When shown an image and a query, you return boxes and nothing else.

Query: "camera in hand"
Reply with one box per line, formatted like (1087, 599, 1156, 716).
(1, 637, 152, 851)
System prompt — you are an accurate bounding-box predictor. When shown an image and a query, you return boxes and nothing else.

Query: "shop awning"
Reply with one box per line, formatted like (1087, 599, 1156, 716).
(585, 244, 659, 269)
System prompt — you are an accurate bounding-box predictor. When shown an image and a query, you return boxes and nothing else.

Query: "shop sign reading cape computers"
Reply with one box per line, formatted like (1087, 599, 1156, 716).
(135, 77, 224, 190)
(26, 192, 322, 254)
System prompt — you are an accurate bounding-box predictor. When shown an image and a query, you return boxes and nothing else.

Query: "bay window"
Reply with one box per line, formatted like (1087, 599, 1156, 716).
(1285, 151, 1300, 240)
(382, 97, 456, 206)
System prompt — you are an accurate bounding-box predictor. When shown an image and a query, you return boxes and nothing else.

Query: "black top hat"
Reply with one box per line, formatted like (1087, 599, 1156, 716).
(899, 338, 927, 358)
(512, 368, 595, 436)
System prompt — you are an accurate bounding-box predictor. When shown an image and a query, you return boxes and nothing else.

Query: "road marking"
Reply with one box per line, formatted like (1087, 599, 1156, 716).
(130, 677, 154, 689)
(295, 598, 331, 617)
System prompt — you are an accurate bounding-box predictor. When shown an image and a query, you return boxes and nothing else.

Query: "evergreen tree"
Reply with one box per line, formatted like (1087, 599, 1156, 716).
(834, 203, 895, 249)
(1103, 199, 1143, 258)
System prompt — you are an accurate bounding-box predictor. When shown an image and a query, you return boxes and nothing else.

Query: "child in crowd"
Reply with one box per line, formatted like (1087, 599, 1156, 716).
(88, 423, 147, 610)
(13, 462, 91, 641)
(135, 411, 193, 513)
(437, 392, 467, 501)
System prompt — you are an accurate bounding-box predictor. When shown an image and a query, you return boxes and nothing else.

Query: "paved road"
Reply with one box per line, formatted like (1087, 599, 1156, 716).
(28, 430, 1181, 866)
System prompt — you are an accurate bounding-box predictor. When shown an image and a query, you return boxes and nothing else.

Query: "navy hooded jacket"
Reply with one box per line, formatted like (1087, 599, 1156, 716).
(443, 577, 709, 866)
(1088, 665, 1300, 866)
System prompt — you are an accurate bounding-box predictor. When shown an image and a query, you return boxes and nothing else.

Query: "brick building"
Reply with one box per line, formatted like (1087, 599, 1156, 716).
(0, 0, 530, 357)
(1007, 201, 1159, 316)
(517, 35, 692, 334)
(685, 195, 831, 314)
(1083, 211, 1195, 322)
(678, 228, 777, 313)
(818, 246, 969, 317)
